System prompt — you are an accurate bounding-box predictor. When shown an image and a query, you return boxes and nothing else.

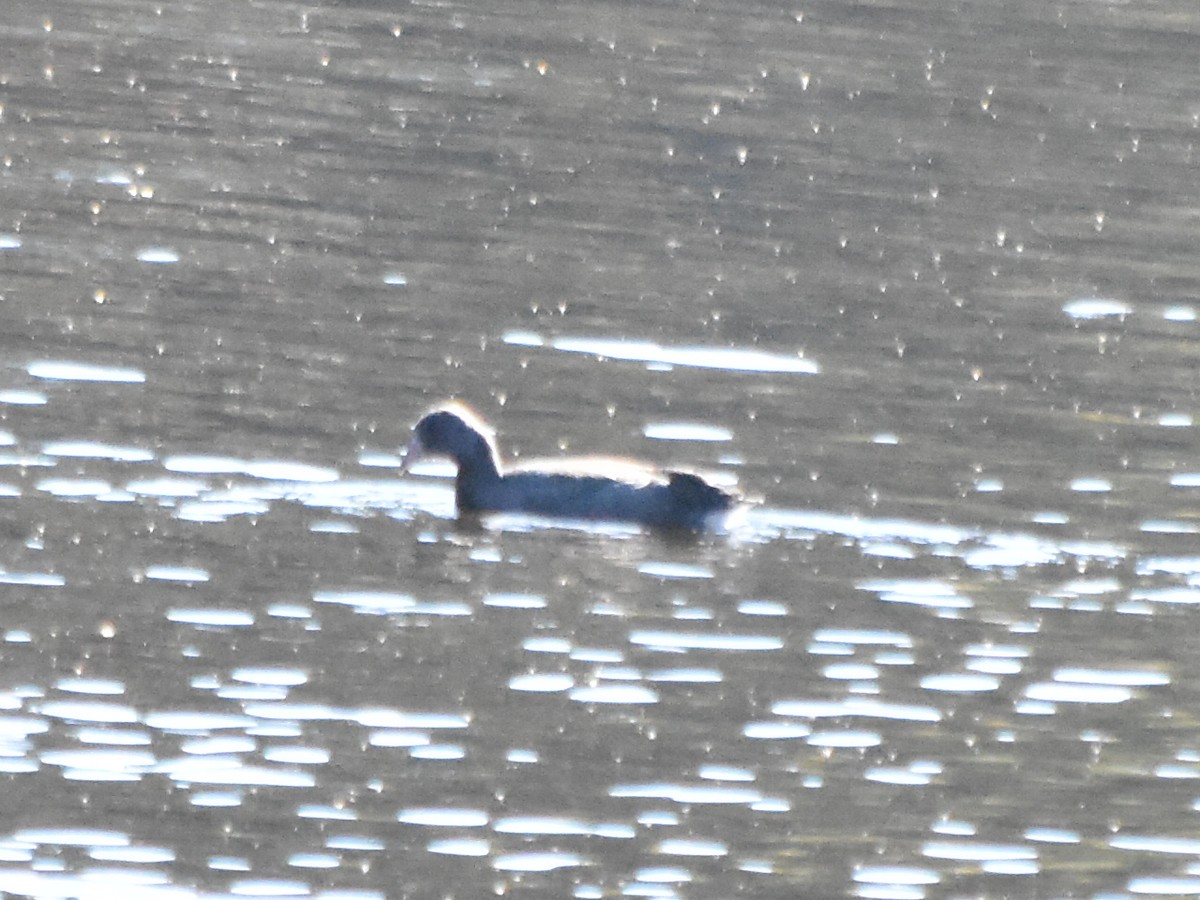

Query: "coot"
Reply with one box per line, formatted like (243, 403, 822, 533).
(401, 401, 738, 530)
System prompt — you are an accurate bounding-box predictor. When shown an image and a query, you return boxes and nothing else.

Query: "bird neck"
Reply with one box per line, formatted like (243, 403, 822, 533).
(453, 436, 503, 509)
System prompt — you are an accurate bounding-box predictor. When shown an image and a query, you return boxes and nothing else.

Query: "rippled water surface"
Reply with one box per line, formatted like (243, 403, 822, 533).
(4, 0, 1200, 897)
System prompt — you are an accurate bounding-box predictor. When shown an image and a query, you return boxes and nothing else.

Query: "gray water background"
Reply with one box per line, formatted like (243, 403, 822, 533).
(2, 0, 1200, 897)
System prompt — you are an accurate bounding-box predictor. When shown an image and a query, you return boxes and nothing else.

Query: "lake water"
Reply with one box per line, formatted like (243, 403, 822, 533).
(3, 0, 1200, 897)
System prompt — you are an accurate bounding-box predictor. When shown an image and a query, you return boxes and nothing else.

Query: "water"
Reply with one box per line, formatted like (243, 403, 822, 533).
(3, 0, 1200, 897)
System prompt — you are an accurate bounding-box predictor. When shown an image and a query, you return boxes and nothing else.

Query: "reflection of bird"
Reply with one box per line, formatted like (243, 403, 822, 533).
(401, 401, 738, 530)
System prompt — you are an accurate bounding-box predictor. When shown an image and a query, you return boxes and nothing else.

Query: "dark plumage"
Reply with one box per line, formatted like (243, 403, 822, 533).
(400, 401, 738, 530)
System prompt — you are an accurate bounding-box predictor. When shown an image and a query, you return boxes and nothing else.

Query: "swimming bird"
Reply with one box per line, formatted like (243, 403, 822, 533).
(400, 401, 738, 530)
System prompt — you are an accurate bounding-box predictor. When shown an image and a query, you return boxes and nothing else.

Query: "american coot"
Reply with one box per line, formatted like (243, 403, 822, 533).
(400, 401, 739, 530)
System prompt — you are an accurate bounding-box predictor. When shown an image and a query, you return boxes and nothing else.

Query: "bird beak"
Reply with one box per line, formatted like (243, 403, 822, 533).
(399, 434, 426, 474)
